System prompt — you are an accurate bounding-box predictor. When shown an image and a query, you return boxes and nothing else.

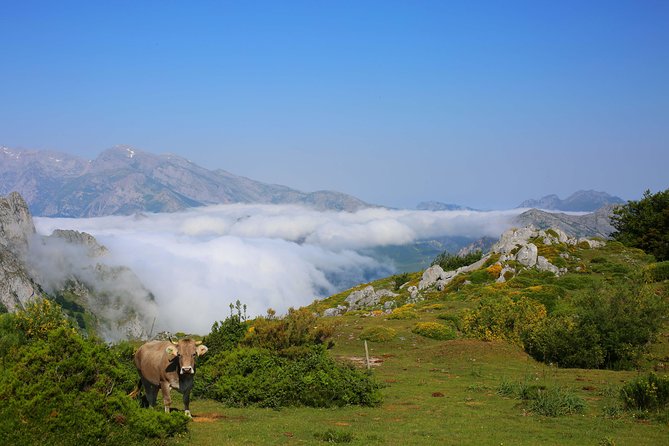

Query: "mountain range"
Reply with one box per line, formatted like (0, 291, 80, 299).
(517, 190, 625, 212)
(0, 146, 370, 217)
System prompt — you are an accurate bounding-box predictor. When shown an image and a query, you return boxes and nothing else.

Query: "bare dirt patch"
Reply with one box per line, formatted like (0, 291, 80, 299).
(192, 413, 246, 423)
(341, 356, 384, 367)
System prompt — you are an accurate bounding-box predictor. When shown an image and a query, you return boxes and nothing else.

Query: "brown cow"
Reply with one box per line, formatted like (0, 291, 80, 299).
(131, 338, 208, 417)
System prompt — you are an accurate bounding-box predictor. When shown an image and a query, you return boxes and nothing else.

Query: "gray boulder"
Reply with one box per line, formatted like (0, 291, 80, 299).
(515, 243, 538, 267)
(345, 286, 397, 311)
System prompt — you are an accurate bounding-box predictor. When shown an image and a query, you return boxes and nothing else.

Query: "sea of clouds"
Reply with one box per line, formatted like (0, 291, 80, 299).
(34, 204, 523, 334)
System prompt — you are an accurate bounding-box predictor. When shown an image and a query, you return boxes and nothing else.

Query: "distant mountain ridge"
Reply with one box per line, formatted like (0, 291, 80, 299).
(518, 190, 625, 212)
(416, 201, 477, 211)
(0, 146, 371, 217)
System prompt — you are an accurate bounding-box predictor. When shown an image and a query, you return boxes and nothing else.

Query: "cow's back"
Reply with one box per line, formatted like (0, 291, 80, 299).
(135, 340, 170, 385)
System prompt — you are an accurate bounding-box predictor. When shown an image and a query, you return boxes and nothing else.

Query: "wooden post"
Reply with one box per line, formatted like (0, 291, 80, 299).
(364, 340, 370, 370)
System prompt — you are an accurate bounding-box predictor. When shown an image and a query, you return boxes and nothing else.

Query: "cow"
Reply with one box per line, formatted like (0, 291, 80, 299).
(130, 338, 208, 417)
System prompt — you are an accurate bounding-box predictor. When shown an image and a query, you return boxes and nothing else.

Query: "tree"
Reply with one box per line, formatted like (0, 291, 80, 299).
(610, 188, 669, 261)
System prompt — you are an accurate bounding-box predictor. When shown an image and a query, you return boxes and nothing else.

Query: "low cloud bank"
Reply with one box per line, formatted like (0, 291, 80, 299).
(34, 205, 521, 334)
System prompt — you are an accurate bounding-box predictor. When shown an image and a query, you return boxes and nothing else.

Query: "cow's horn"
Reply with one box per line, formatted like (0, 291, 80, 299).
(195, 340, 202, 345)
(169, 336, 178, 345)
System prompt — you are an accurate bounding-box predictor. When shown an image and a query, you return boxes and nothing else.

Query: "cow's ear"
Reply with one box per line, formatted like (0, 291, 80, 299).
(165, 346, 178, 359)
(196, 345, 208, 356)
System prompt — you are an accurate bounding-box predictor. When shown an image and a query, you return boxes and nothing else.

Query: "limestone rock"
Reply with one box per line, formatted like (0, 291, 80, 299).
(536, 256, 560, 275)
(515, 243, 538, 267)
(323, 305, 347, 317)
(419, 265, 446, 290)
(345, 286, 397, 311)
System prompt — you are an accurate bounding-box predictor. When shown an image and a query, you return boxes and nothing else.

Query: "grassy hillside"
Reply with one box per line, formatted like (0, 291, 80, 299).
(4, 235, 665, 445)
(163, 239, 669, 445)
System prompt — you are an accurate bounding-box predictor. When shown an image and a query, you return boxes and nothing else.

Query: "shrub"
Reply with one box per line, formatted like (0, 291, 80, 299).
(204, 316, 248, 358)
(386, 304, 418, 320)
(524, 280, 668, 369)
(620, 373, 669, 411)
(523, 315, 604, 369)
(468, 269, 494, 284)
(0, 306, 189, 445)
(412, 322, 456, 341)
(359, 326, 397, 342)
(393, 273, 410, 290)
(437, 313, 462, 330)
(431, 250, 483, 272)
(244, 307, 335, 354)
(645, 261, 669, 282)
(487, 263, 503, 278)
(196, 346, 381, 408)
(611, 188, 669, 261)
(462, 296, 547, 344)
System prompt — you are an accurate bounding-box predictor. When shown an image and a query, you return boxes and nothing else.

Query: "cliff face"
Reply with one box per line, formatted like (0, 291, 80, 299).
(0, 192, 42, 312)
(0, 192, 157, 340)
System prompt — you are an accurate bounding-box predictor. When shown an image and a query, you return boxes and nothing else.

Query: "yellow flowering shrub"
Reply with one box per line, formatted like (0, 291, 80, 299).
(462, 296, 547, 344)
(387, 304, 418, 320)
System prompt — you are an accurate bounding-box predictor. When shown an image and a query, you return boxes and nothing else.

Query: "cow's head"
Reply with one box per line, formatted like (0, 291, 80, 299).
(165, 338, 208, 375)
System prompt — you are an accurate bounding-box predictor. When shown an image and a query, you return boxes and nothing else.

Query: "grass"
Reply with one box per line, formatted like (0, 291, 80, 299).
(162, 240, 669, 445)
(166, 333, 669, 445)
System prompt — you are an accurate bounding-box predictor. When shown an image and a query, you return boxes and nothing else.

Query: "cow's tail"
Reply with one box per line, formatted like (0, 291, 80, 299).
(128, 378, 142, 399)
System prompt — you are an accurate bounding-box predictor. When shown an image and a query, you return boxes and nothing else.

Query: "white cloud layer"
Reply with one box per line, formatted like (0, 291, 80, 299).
(33, 204, 522, 334)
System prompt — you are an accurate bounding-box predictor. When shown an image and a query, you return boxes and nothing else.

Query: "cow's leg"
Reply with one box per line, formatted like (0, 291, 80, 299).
(183, 389, 192, 418)
(160, 380, 172, 413)
(141, 377, 159, 407)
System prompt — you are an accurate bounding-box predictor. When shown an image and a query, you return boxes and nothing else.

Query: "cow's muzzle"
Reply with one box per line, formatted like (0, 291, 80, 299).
(180, 366, 194, 375)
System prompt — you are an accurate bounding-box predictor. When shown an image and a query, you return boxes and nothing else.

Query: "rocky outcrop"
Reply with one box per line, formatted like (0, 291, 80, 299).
(0, 193, 43, 311)
(417, 225, 604, 291)
(322, 285, 398, 316)
(418, 255, 488, 291)
(0, 192, 35, 256)
(345, 286, 398, 311)
(0, 192, 157, 340)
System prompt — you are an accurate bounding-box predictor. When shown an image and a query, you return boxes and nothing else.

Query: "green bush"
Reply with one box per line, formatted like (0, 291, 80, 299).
(645, 261, 669, 282)
(524, 281, 668, 369)
(620, 373, 669, 411)
(393, 273, 410, 290)
(0, 302, 189, 445)
(437, 313, 462, 330)
(431, 250, 483, 272)
(412, 322, 456, 340)
(195, 346, 381, 408)
(244, 307, 335, 354)
(359, 326, 397, 342)
(386, 304, 419, 320)
(611, 188, 669, 261)
(462, 296, 547, 344)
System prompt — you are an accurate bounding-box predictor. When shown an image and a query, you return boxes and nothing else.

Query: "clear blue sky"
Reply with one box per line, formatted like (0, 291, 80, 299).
(1, 1, 667, 209)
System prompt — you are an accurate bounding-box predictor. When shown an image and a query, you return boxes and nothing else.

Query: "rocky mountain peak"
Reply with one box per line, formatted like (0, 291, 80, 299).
(0, 191, 35, 255)
(518, 190, 625, 212)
